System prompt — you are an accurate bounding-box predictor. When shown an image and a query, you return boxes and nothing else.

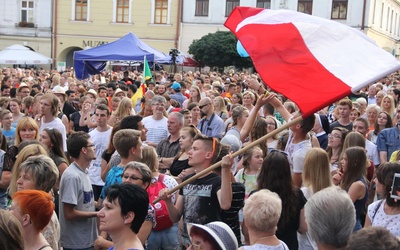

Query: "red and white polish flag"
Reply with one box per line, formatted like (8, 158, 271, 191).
(225, 7, 400, 117)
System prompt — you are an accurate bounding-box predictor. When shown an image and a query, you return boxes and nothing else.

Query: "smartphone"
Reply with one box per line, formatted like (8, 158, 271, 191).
(390, 173, 400, 200)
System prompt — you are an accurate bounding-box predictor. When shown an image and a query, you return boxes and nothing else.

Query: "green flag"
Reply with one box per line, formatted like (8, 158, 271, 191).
(142, 56, 152, 83)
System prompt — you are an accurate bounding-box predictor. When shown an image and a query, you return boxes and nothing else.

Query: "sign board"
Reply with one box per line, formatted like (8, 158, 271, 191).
(57, 62, 66, 72)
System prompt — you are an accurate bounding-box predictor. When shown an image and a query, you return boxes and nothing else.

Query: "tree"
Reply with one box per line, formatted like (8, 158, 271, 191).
(188, 31, 253, 71)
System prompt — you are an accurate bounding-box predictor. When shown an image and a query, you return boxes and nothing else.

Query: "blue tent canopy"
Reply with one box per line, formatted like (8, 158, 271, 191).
(74, 32, 170, 79)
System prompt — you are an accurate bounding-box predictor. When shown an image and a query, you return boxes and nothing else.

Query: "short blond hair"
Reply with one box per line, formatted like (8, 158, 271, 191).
(243, 189, 282, 232)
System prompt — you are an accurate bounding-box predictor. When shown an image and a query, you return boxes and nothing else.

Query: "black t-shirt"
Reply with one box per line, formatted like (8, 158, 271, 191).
(70, 112, 89, 133)
(329, 120, 353, 133)
(169, 158, 190, 176)
(180, 172, 222, 240)
(276, 188, 307, 250)
(63, 102, 76, 120)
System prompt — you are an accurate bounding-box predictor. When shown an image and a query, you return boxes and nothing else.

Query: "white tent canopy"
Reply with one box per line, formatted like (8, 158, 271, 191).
(0, 44, 52, 64)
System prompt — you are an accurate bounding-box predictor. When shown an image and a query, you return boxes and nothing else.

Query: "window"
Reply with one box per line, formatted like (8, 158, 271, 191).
(75, 0, 87, 21)
(195, 0, 209, 16)
(256, 0, 270, 9)
(226, 0, 239, 17)
(331, 0, 348, 19)
(298, 0, 313, 15)
(117, 0, 129, 23)
(154, 0, 168, 24)
(21, 0, 34, 23)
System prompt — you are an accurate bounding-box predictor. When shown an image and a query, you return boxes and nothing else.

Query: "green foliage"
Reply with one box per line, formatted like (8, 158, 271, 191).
(188, 31, 253, 71)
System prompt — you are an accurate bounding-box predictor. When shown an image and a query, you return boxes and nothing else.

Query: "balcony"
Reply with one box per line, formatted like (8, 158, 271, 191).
(17, 21, 35, 28)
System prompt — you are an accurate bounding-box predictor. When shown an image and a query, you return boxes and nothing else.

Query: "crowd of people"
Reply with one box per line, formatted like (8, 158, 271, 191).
(0, 66, 399, 250)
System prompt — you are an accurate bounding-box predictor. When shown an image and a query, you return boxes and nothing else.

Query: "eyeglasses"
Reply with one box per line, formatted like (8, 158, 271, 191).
(270, 149, 288, 156)
(328, 134, 341, 139)
(266, 122, 276, 126)
(84, 144, 95, 148)
(199, 103, 210, 109)
(122, 174, 143, 181)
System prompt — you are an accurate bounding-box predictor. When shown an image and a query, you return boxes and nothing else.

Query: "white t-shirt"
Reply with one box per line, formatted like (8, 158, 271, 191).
(365, 139, 380, 165)
(285, 130, 312, 174)
(40, 117, 67, 151)
(89, 127, 112, 186)
(142, 116, 168, 144)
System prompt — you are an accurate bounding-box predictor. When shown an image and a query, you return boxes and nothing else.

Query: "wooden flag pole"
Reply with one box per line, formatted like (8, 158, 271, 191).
(153, 115, 303, 204)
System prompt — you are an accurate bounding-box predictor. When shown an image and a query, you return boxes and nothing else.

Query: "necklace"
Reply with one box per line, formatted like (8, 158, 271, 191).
(254, 235, 276, 244)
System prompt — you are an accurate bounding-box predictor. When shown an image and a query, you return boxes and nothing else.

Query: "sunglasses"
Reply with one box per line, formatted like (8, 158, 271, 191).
(199, 103, 210, 109)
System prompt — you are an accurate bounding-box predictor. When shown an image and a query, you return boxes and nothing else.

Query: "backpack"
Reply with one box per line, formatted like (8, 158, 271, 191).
(146, 174, 173, 231)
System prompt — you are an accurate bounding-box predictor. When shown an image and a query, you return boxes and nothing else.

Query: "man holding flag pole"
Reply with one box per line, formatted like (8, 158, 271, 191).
(157, 6, 400, 247)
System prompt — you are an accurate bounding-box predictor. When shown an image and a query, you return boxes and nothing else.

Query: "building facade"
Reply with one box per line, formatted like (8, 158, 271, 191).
(180, 0, 400, 58)
(0, 0, 180, 68)
(55, 0, 179, 67)
(0, 0, 52, 65)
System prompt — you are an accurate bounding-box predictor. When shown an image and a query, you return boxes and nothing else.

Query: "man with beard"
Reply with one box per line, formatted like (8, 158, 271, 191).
(197, 97, 224, 140)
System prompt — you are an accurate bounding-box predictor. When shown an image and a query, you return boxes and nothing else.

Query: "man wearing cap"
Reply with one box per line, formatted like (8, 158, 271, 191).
(18, 83, 31, 100)
(197, 97, 225, 140)
(170, 82, 187, 108)
(86, 89, 98, 101)
(53, 86, 76, 121)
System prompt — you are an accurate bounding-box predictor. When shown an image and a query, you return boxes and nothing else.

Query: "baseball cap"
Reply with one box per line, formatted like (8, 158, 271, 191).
(171, 82, 181, 91)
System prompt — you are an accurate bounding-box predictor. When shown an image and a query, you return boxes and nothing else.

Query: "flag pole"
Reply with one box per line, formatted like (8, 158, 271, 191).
(153, 115, 303, 204)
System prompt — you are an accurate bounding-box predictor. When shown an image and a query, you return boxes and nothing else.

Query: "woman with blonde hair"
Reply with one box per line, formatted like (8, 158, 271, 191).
(240, 189, 288, 249)
(299, 148, 332, 249)
(242, 91, 256, 112)
(8, 144, 48, 197)
(213, 96, 228, 121)
(0, 209, 24, 250)
(365, 104, 381, 131)
(182, 86, 201, 109)
(2, 118, 40, 200)
(380, 95, 395, 119)
(302, 148, 332, 197)
(108, 97, 134, 127)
